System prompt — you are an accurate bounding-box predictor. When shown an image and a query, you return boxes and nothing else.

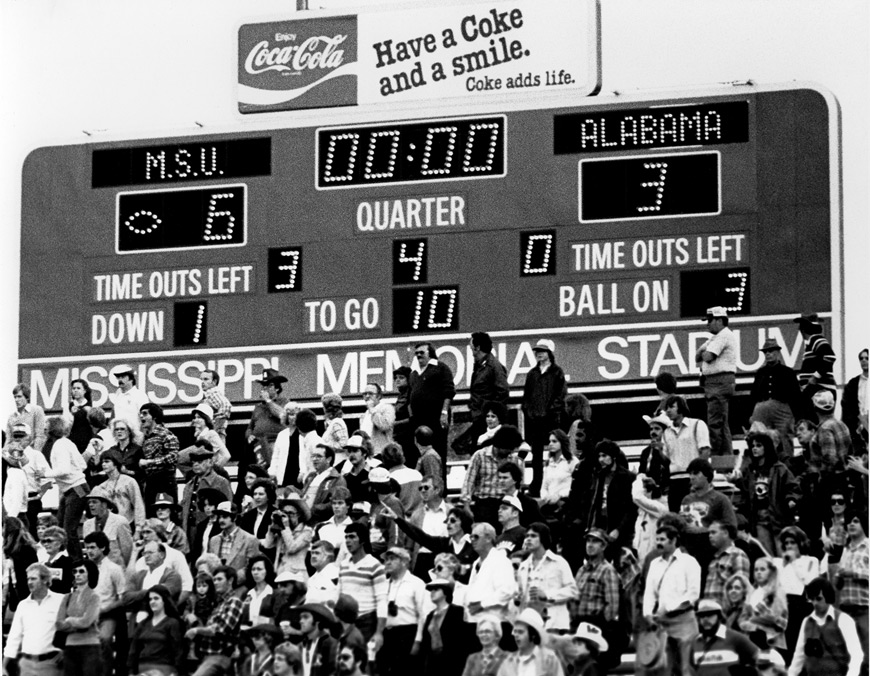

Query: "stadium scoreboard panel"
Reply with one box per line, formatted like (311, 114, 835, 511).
(19, 84, 840, 410)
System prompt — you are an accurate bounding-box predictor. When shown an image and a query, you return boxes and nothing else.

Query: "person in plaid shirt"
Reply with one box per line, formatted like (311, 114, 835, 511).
(835, 509, 869, 669)
(200, 369, 232, 442)
(460, 425, 523, 528)
(138, 403, 180, 507)
(703, 520, 751, 607)
(185, 565, 244, 676)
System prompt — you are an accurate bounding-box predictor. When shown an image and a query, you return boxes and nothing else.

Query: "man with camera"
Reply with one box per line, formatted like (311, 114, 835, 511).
(378, 546, 427, 676)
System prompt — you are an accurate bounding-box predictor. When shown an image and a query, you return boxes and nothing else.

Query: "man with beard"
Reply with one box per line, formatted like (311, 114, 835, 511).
(335, 643, 366, 676)
(691, 599, 759, 676)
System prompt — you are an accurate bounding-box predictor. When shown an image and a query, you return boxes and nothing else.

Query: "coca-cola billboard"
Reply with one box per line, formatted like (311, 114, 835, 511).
(237, 0, 599, 113)
(238, 17, 359, 112)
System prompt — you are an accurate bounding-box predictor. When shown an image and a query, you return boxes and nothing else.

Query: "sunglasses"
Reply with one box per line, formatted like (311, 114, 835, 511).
(435, 564, 447, 572)
(414, 351, 427, 356)
(339, 655, 354, 662)
(831, 498, 845, 505)
(418, 485, 432, 492)
(470, 534, 482, 541)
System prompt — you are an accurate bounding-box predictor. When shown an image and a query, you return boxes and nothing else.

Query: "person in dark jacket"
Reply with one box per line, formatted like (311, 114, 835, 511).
(841, 348, 868, 455)
(738, 431, 802, 557)
(453, 332, 510, 455)
(521, 339, 566, 497)
(420, 579, 474, 676)
(750, 339, 803, 458)
(409, 342, 456, 469)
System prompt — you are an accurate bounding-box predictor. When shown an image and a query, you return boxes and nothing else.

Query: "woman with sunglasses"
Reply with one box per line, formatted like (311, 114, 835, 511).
(821, 489, 850, 576)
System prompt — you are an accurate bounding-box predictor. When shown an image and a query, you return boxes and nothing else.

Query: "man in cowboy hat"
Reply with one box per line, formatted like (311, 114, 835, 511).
(82, 484, 133, 566)
(793, 312, 837, 395)
(692, 598, 759, 676)
(246, 368, 290, 462)
(750, 338, 803, 457)
(522, 338, 567, 496)
(287, 603, 340, 676)
(181, 443, 233, 545)
(208, 501, 262, 583)
(696, 306, 738, 456)
(108, 364, 149, 435)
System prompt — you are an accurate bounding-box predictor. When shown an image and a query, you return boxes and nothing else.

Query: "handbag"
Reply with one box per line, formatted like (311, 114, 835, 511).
(635, 627, 668, 671)
(51, 630, 68, 650)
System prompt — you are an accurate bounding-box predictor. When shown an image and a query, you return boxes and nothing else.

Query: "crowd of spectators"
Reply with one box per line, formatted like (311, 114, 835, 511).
(1, 318, 867, 676)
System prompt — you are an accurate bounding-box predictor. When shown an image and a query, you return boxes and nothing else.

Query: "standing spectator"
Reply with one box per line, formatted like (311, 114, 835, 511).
(632, 472, 670, 564)
(822, 488, 850, 576)
(56, 559, 102, 676)
(65, 379, 94, 454)
(498, 608, 566, 676)
(84, 531, 127, 676)
(81, 408, 114, 488)
(387, 476, 448, 576)
(191, 489, 226, 564)
(138, 403, 180, 507)
(128, 520, 194, 606)
(409, 342, 455, 473)
(380, 443, 423, 515)
(263, 491, 313, 579)
(123, 542, 183, 611)
(722, 572, 755, 633)
(642, 523, 701, 676)
(778, 526, 820, 656)
(313, 488, 354, 563)
(199, 369, 232, 443)
(41, 416, 89, 559)
(465, 522, 517, 624)
(286, 603, 339, 676)
(82, 485, 133, 567)
(377, 547, 427, 676)
(476, 401, 507, 453)
(809, 389, 853, 475)
(338, 522, 388, 645)
(750, 339, 803, 458)
(392, 366, 415, 464)
(108, 366, 149, 437)
(153, 493, 190, 556)
(453, 331, 509, 455)
(336, 434, 373, 504)
(413, 426, 444, 491)
(246, 369, 289, 467)
(238, 478, 276, 542)
(516, 522, 576, 631)
(703, 520, 751, 607)
(739, 431, 802, 554)
(3, 516, 39, 611)
(420, 579, 471, 676)
(662, 394, 712, 512)
(180, 403, 230, 471)
(494, 495, 526, 555)
(320, 393, 348, 465)
(538, 429, 577, 512)
(42, 526, 74, 594)
(8, 383, 47, 451)
(127, 584, 185, 676)
(301, 443, 348, 522)
(461, 424, 523, 528)
(5, 422, 52, 535)
(207, 502, 262, 584)
(98, 449, 146, 533)
(692, 598, 759, 675)
(572, 528, 621, 662)
(788, 576, 864, 676)
(267, 401, 301, 489)
(794, 313, 838, 397)
(295, 408, 323, 486)
(521, 338, 566, 497)
(105, 417, 144, 485)
(181, 445, 233, 549)
(835, 509, 869, 670)
(461, 615, 509, 676)
(652, 371, 679, 416)
(366, 467, 405, 559)
(359, 383, 396, 458)
(3, 563, 65, 676)
(241, 555, 276, 627)
(185, 566, 245, 676)
(679, 458, 737, 568)
(842, 349, 869, 455)
(305, 540, 341, 606)
(695, 306, 738, 456)
(3, 444, 31, 522)
(497, 461, 544, 527)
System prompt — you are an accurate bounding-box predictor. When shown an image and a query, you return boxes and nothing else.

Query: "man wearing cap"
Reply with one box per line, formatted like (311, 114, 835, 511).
(809, 389, 853, 476)
(750, 339, 803, 457)
(573, 527, 621, 661)
(82, 484, 133, 567)
(181, 443, 233, 546)
(377, 546, 427, 675)
(208, 501, 263, 583)
(301, 443, 348, 522)
(268, 401, 302, 488)
(5, 421, 52, 535)
(108, 366, 149, 435)
(138, 402, 180, 506)
(453, 331, 510, 455)
(695, 306, 738, 456)
(495, 495, 527, 554)
(408, 342, 455, 467)
(461, 425, 524, 528)
(466, 522, 518, 623)
(246, 368, 290, 463)
(794, 312, 837, 395)
(638, 412, 671, 498)
(516, 523, 577, 631)
(522, 338, 567, 496)
(692, 598, 759, 676)
(200, 368, 232, 442)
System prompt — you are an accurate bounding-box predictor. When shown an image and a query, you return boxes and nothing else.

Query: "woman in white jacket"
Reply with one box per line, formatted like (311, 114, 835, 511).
(631, 473, 670, 562)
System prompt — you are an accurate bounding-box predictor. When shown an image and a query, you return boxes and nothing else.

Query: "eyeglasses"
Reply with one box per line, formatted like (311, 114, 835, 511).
(419, 485, 431, 492)
(470, 534, 482, 541)
(831, 498, 846, 505)
(338, 655, 354, 662)
(414, 351, 427, 356)
(434, 564, 447, 572)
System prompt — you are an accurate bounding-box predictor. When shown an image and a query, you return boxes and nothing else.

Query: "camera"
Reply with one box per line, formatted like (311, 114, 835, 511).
(388, 601, 398, 617)
(804, 638, 823, 658)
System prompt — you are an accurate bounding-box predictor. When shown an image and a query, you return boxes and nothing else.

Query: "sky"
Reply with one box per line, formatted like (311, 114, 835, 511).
(0, 0, 867, 416)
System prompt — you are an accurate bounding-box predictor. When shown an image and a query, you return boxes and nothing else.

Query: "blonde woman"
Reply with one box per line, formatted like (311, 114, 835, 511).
(740, 557, 788, 656)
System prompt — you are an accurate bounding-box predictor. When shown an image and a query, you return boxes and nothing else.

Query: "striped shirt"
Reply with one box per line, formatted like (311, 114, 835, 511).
(338, 554, 388, 618)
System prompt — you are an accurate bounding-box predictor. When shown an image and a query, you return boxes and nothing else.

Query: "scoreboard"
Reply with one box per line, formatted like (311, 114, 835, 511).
(18, 83, 841, 414)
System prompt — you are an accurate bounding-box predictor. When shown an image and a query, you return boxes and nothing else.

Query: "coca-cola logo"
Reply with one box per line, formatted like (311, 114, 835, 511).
(244, 35, 347, 75)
